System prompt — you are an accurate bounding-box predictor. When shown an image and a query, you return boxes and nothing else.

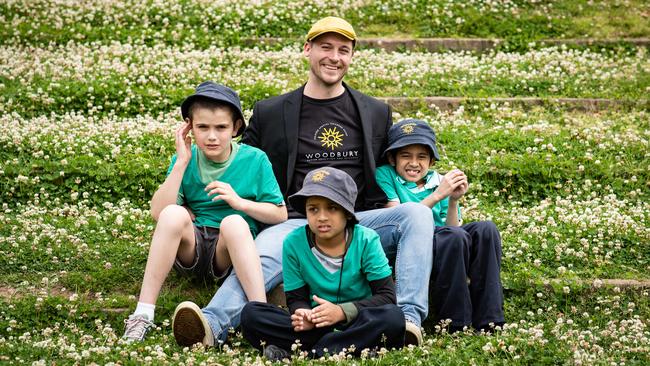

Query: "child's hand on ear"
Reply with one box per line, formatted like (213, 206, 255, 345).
(175, 121, 192, 165)
(291, 308, 315, 332)
(311, 295, 345, 327)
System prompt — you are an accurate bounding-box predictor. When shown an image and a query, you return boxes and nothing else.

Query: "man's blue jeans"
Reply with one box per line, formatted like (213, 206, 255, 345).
(201, 202, 433, 343)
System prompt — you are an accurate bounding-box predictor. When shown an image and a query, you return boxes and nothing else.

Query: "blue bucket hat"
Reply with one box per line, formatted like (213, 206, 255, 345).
(288, 167, 358, 224)
(383, 119, 440, 161)
(181, 81, 245, 136)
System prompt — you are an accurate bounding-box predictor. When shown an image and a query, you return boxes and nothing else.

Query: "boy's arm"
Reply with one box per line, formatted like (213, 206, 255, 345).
(338, 275, 396, 323)
(445, 199, 461, 227)
(204, 181, 288, 224)
(285, 285, 312, 315)
(445, 175, 467, 226)
(420, 169, 466, 209)
(151, 123, 192, 221)
(237, 199, 287, 224)
(374, 165, 400, 208)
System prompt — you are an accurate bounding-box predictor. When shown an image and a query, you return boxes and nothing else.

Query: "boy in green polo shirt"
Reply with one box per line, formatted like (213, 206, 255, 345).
(240, 167, 405, 361)
(122, 81, 287, 343)
(375, 119, 505, 333)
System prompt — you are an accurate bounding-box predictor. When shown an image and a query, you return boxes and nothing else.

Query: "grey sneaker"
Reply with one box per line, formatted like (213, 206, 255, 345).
(263, 344, 290, 361)
(404, 321, 423, 346)
(172, 301, 214, 346)
(122, 314, 154, 342)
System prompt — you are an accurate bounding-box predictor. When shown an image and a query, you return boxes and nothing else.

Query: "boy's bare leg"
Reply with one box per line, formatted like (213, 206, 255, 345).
(214, 215, 266, 302)
(138, 205, 196, 305)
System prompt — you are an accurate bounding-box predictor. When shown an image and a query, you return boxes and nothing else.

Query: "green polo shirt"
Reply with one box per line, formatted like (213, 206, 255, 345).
(283, 224, 392, 307)
(166, 143, 284, 235)
(375, 164, 461, 228)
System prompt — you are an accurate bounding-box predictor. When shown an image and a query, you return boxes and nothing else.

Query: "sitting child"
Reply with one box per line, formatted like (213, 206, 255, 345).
(122, 81, 287, 343)
(241, 167, 405, 361)
(375, 119, 505, 333)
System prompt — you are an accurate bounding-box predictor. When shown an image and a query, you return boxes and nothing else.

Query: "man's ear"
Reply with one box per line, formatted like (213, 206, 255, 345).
(303, 41, 312, 57)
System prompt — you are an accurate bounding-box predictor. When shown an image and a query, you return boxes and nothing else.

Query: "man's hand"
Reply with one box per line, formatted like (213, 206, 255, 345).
(291, 308, 315, 332)
(435, 169, 466, 200)
(205, 181, 246, 211)
(175, 122, 192, 165)
(311, 295, 345, 328)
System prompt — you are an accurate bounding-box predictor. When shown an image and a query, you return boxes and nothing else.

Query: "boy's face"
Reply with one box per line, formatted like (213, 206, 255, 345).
(189, 107, 241, 163)
(304, 33, 354, 88)
(305, 196, 348, 246)
(389, 144, 433, 185)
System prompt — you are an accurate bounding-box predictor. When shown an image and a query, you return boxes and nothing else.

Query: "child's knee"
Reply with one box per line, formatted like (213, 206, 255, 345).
(436, 226, 470, 250)
(157, 205, 191, 229)
(220, 214, 249, 233)
(478, 221, 499, 236)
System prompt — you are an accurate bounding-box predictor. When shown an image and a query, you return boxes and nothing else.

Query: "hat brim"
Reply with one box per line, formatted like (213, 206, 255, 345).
(288, 188, 358, 224)
(382, 140, 440, 161)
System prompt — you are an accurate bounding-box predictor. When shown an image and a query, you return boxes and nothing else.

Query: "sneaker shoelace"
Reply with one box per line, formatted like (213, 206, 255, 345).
(123, 316, 153, 340)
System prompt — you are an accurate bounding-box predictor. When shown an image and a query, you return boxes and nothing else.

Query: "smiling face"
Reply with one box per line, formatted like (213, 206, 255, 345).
(189, 106, 242, 163)
(305, 196, 349, 249)
(389, 144, 433, 186)
(304, 32, 354, 89)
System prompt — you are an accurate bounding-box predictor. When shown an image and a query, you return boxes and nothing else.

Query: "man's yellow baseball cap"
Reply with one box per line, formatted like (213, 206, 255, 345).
(306, 16, 357, 43)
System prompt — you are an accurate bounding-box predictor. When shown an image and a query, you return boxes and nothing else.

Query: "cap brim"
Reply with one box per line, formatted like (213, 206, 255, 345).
(307, 30, 356, 42)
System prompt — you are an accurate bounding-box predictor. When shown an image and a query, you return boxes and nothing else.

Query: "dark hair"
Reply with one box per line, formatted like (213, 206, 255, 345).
(187, 96, 240, 121)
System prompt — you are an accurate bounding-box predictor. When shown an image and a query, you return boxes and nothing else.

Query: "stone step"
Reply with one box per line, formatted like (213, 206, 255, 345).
(380, 97, 648, 112)
(247, 37, 650, 52)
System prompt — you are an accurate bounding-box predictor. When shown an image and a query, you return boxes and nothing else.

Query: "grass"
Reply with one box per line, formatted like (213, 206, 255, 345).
(1, 44, 648, 119)
(1, 0, 648, 364)
(0, 285, 647, 365)
(1, 0, 648, 48)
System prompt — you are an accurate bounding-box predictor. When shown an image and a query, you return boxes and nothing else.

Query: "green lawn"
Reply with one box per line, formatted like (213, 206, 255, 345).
(1, 0, 648, 364)
(1, 0, 648, 48)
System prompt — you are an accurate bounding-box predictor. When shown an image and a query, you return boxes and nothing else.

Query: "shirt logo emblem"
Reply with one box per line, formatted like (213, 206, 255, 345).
(311, 170, 330, 182)
(400, 123, 416, 134)
(319, 127, 344, 150)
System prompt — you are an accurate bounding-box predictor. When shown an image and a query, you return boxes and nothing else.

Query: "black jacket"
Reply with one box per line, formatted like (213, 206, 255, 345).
(241, 83, 392, 212)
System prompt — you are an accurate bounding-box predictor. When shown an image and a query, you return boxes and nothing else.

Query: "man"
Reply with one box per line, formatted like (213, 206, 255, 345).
(172, 16, 433, 347)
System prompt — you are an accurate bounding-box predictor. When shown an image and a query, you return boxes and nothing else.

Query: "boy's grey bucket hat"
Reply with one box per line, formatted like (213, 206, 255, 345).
(288, 167, 358, 223)
(181, 81, 245, 136)
(383, 119, 440, 161)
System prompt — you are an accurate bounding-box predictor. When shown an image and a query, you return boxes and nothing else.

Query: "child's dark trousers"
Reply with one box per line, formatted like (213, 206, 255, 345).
(430, 220, 505, 331)
(241, 301, 405, 357)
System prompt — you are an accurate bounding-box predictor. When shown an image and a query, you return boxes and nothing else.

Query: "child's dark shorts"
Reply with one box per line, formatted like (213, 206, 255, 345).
(173, 225, 231, 281)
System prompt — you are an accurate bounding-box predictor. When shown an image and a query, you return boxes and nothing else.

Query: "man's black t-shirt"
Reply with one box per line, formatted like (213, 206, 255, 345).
(288, 90, 365, 216)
